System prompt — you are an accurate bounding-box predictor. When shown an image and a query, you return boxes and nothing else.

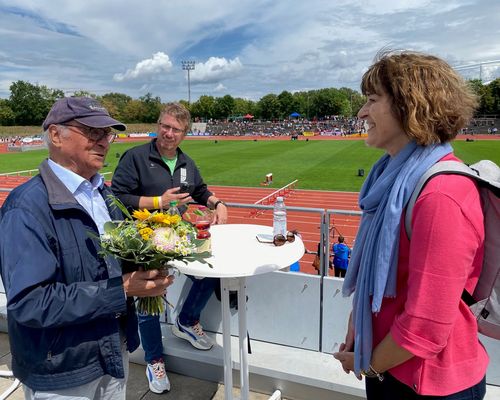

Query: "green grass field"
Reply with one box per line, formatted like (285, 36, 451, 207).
(1, 139, 499, 191)
(0, 123, 157, 137)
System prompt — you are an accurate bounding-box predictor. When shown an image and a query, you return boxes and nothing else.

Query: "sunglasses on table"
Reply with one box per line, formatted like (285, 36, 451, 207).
(256, 231, 297, 246)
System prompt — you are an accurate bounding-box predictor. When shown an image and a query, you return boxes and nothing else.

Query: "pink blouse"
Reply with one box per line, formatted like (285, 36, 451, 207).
(372, 154, 489, 395)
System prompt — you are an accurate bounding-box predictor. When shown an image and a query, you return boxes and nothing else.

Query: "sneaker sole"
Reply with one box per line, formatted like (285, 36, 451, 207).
(171, 324, 213, 351)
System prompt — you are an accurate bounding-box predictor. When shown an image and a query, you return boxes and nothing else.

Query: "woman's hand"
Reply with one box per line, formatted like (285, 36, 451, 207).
(333, 351, 359, 379)
(341, 311, 355, 353)
(333, 311, 360, 378)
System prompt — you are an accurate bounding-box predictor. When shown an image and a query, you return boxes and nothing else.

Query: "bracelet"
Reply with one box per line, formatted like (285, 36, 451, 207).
(158, 196, 163, 211)
(213, 200, 226, 209)
(153, 196, 160, 209)
(361, 365, 384, 381)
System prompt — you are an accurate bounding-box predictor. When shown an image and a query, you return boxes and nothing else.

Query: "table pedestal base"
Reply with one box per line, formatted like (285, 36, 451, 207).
(174, 224, 304, 399)
(220, 278, 282, 400)
(221, 277, 249, 400)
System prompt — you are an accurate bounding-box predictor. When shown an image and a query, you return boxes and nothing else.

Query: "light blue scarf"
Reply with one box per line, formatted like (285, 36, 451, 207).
(342, 140, 453, 374)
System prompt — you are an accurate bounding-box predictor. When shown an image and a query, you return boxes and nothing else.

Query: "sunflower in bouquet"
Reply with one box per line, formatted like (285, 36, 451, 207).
(99, 200, 211, 315)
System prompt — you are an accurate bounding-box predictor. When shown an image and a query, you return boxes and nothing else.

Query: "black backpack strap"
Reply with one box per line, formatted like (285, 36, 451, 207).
(461, 289, 476, 307)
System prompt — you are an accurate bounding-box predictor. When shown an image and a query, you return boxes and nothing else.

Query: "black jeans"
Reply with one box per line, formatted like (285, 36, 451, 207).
(366, 373, 486, 400)
(334, 268, 346, 278)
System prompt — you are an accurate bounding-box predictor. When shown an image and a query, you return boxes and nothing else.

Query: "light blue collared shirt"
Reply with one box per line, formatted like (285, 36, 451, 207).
(47, 159, 111, 234)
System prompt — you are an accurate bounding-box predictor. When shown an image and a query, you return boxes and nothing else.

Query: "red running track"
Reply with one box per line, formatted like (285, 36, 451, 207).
(0, 176, 360, 275)
(207, 185, 360, 275)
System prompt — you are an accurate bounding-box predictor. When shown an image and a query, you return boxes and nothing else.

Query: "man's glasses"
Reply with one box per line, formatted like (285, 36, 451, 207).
(159, 123, 184, 135)
(256, 231, 296, 246)
(63, 124, 116, 143)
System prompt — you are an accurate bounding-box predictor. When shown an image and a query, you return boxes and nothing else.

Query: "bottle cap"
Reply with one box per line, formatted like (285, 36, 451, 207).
(169, 200, 177, 207)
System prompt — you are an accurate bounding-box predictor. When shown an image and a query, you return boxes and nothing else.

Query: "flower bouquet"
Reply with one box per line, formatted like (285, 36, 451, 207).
(99, 200, 212, 315)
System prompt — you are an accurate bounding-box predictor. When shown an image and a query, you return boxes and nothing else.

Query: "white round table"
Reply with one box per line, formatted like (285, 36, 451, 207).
(171, 224, 304, 400)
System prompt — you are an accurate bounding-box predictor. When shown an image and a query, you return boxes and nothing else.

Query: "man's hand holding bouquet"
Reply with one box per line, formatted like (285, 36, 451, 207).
(99, 199, 212, 315)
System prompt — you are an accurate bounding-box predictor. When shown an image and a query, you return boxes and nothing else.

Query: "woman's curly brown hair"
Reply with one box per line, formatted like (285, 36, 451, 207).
(361, 50, 478, 145)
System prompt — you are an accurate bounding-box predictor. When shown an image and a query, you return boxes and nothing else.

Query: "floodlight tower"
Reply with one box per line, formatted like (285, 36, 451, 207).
(181, 60, 195, 104)
(454, 59, 500, 83)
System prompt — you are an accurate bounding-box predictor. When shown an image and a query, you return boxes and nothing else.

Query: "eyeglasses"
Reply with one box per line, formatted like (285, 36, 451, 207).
(159, 123, 184, 135)
(256, 231, 296, 246)
(63, 124, 116, 143)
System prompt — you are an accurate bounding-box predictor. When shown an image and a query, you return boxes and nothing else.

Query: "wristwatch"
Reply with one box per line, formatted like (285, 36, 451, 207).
(361, 365, 384, 381)
(213, 200, 226, 209)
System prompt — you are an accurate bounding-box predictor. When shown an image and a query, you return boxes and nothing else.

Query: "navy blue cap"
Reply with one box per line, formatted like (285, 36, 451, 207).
(42, 97, 126, 131)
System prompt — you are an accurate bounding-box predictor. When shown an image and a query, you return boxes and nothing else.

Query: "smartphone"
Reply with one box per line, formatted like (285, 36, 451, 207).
(256, 233, 273, 242)
(180, 182, 191, 193)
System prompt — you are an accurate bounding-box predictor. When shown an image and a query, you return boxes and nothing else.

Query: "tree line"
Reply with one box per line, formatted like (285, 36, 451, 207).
(0, 78, 498, 127)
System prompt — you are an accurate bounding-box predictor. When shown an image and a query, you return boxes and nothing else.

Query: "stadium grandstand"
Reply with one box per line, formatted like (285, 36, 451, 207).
(204, 116, 365, 137)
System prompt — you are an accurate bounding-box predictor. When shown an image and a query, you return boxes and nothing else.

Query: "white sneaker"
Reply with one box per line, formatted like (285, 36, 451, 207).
(146, 358, 171, 394)
(172, 318, 214, 350)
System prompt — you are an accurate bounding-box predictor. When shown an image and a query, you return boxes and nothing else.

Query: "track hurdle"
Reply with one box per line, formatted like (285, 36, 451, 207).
(249, 179, 298, 217)
(260, 173, 273, 186)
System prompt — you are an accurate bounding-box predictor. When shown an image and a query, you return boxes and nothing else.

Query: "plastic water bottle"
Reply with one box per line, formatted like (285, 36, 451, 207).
(167, 200, 181, 217)
(273, 196, 287, 236)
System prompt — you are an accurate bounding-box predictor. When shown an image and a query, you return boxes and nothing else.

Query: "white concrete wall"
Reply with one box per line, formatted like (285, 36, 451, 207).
(165, 270, 500, 386)
(1, 269, 499, 386)
(321, 277, 353, 354)
(165, 270, 321, 351)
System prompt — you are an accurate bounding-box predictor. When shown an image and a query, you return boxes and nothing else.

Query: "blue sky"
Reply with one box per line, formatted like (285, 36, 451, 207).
(0, 0, 499, 102)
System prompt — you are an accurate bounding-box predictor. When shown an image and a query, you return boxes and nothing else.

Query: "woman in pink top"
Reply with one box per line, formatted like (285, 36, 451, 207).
(334, 51, 488, 399)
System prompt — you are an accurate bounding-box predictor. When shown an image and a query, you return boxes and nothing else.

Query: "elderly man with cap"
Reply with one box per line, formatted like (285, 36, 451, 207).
(0, 97, 174, 399)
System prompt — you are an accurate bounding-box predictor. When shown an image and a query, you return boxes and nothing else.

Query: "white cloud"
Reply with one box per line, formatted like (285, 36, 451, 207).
(190, 57, 243, 84)
(214, 83, 227, 92)
(0, 0, 498, 101)
(113, 52, 173, 82)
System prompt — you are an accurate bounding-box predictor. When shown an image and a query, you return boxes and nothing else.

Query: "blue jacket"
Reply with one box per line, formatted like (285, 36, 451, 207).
(332, 243, 351, 270)
(0, 160, 139, 391)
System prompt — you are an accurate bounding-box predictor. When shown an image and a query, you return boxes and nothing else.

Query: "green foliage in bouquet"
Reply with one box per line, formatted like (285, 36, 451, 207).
(99, 198, 212, 315)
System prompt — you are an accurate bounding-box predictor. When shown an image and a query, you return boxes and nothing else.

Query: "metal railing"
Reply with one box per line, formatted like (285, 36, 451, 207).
(224, 201, 361, 352)
(0, 170, 113, 177)
(0, 169, 39, 177)
(0, 192, 360, 277)
(224, 201, 362, 276)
